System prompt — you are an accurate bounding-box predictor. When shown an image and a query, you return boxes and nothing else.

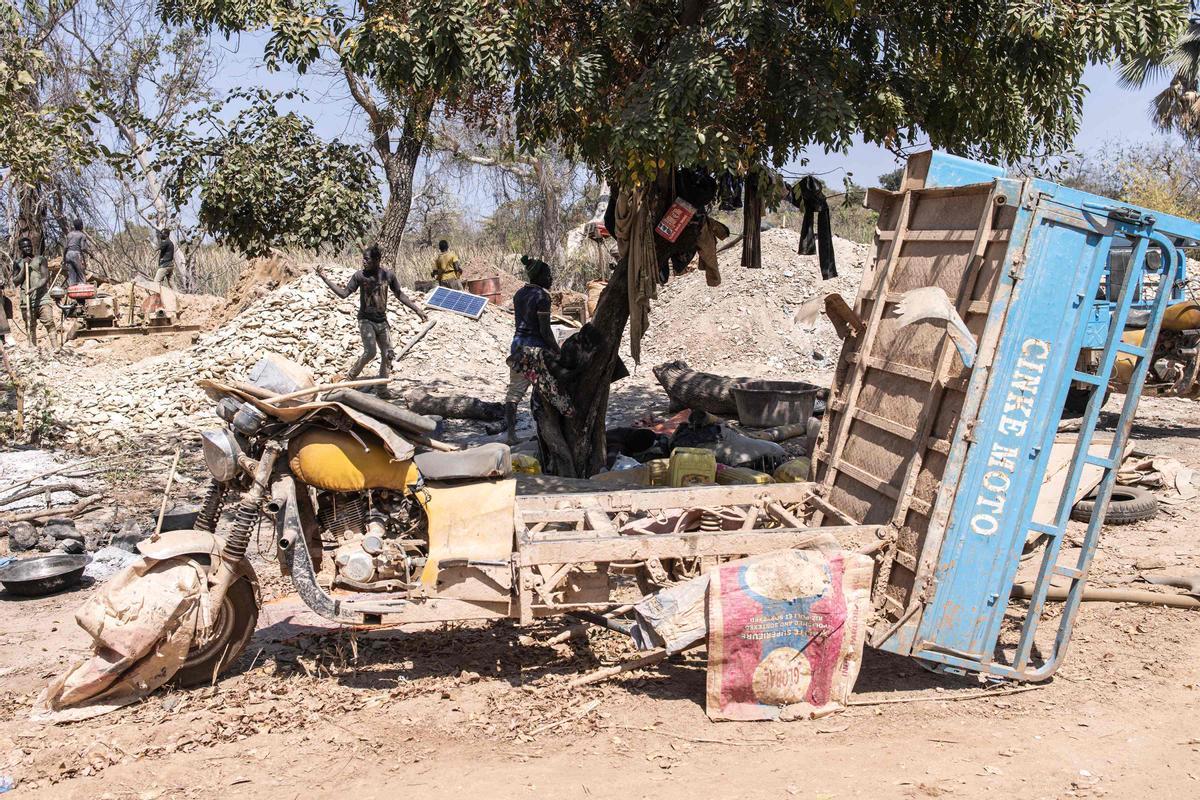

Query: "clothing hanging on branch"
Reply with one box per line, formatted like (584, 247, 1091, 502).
(616, 187, 659, 364)
(741, 172, 763, 270)
(790, 176, 838, 279)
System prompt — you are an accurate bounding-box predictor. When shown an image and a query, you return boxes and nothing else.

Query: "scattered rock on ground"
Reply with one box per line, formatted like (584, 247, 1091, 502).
(111, 519, 148, 553)
(83, 546, 139, 582)
(43, 522, 79, 540)
(58, 539, 85, 555)
(8, 521, 39, 551)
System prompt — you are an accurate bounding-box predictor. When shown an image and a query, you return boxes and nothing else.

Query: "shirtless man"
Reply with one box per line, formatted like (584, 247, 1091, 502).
(317, 244, 428, 399)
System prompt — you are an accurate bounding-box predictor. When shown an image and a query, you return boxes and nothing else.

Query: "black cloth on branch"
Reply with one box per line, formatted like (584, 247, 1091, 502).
(603, 184, 619, 243)
(718, 172, 743, 211)
(674, 167, 718, 209)
(789, 176, 838, 280)
(741, 173, 763, 270)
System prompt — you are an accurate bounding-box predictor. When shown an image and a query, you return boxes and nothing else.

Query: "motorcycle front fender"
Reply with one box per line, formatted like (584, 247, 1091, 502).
(136, 530, 259, 593)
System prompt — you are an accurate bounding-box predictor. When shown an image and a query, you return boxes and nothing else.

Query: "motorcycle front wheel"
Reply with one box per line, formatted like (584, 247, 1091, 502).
(171, 564, 259, 688)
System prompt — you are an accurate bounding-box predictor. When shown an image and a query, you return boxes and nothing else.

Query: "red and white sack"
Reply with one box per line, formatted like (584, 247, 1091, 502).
(706, 548, 873, 721)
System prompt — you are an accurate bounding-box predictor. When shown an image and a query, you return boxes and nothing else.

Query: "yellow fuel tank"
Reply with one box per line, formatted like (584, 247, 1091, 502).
(288, 428, 419, 491)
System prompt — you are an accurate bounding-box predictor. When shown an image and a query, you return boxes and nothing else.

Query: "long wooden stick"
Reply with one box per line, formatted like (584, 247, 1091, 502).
(569, 641, 704, 688)
(569, 649, 669, 688)
(153, 448, 182, 538)
(262, 378, 389, 404)
(847, 684, 1043, 707)
(0, 494, 102, 524)
(0, 455, 107, 495)
(391, 319, 436, 364)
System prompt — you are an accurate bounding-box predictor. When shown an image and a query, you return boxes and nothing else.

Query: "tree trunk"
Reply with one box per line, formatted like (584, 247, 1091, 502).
(16, 186, 46, 254)
(534, 160, 564, 264)
(534, 259, 630, 477)
(114, 120, 190, 286)
(375, 102, 432, 269)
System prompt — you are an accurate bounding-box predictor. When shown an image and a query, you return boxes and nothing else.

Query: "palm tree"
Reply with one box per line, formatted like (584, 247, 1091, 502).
(1119, 19, 1200, 141)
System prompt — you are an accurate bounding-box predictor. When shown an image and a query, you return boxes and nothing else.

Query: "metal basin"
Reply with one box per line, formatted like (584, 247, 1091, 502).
(0, 554, 91, 597)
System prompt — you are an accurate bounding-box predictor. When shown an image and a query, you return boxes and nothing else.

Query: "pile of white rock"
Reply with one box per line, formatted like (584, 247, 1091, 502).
(16, 266, 516, 450)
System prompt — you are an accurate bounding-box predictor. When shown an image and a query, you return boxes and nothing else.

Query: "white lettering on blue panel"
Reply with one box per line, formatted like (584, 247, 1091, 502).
(969, 337, 1050, 536)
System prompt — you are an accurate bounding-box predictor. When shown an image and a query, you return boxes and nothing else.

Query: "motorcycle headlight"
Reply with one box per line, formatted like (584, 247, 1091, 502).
(201, 429, 242, 482)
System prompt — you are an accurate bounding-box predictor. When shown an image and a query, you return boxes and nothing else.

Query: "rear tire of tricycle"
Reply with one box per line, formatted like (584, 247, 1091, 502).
(171, 569, 259, 688)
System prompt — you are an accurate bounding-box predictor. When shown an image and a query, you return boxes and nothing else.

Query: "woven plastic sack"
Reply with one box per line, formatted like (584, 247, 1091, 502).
(706, 548, 873, 721)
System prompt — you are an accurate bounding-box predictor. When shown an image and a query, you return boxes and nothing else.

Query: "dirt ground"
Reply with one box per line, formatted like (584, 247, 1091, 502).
(1, 389, 1199, 799)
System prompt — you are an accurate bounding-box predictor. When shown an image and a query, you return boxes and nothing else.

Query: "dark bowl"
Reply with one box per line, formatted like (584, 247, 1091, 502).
(0, 554, 92, 597)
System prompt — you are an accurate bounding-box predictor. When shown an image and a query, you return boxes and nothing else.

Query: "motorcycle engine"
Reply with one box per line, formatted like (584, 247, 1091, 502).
(317, 489, 427, 591)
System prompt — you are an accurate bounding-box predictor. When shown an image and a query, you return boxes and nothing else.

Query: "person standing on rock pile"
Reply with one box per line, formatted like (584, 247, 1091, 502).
(63, 218, 90, 286)
(431, 239, 463, 289)
(317, 243, 428, 400)
(13, 237, 57, 349)
(502, 255, 561, 443)
(154, 228, 176, 289)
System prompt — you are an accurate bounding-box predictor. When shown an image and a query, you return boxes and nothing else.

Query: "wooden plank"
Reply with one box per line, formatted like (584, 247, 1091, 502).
(520, 508, 588, 524)
(519, 525, 882, 566)
(514, 482, 813, 513)
(821, 189, 913, 503)
(887, 186, 997, 529)
(584, 507, 617, 534)
(847, 353, 936, 384)
(876, 229, 1010, 243)
(341, 597, 511, 623)
(853, 408, 918, 440)
(830, 458, 900, 500)
(878, 293, 989, 316)
(1031, 434, 1120, 527)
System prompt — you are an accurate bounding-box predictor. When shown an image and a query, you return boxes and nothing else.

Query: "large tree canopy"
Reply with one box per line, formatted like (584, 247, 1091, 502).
(496, 0, 1187, 183)
(163, 0, 1187, 179)
(152, 0, 1191, 477)
(157, 92, 379, 257)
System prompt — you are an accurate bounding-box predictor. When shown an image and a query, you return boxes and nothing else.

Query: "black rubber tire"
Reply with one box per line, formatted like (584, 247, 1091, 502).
(171, 572, 259, 688)
(1070, 485, 1158, 525)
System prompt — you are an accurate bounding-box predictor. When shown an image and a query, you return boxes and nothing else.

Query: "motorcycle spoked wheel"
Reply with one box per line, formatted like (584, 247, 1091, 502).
(171, 563, 259, 688)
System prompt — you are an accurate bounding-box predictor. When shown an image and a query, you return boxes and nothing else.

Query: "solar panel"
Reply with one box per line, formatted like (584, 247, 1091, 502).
(425, 286, 489, 319)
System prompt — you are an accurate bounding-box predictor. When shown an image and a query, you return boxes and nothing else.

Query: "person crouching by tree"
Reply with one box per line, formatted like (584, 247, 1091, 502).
(503, 255, 562, 444)
(13, 237, 57, 350)
(431, 239, 463, 289)
(317, 244, 428, 400)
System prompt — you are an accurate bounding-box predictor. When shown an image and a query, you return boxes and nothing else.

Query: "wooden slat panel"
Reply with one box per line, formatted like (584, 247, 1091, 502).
(519, 525, 882, 566)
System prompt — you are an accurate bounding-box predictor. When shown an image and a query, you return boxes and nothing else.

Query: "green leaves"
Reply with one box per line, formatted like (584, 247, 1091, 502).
(147, 91, 379, 256)
(499, 0, 1188, 182)
(0, 0, 101, 188)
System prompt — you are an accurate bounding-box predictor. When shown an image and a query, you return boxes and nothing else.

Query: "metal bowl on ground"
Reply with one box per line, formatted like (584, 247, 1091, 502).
(0, 554, 91, 597)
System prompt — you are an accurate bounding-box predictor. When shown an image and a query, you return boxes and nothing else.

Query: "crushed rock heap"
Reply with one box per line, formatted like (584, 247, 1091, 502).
(16, 264, 515, 449)
(10, 230, 870, 450)
(629, 228, 869, 378)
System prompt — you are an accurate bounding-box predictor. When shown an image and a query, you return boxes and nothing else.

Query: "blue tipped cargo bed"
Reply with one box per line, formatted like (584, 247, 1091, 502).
(815, 151, 1200, 680)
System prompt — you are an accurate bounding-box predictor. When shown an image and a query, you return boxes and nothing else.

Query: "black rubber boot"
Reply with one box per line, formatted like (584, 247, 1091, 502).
(503, 402, 518, 444)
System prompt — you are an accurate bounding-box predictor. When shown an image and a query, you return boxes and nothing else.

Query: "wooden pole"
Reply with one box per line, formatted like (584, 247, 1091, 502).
(392, 319, 436, 364)
(262, 378, 390, 404)
(153, 448, 182, 540)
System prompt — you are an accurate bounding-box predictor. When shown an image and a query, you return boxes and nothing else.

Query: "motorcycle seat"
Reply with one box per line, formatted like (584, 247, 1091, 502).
(1125, 309, 1151, 330)
(414, 443, 512, 481)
